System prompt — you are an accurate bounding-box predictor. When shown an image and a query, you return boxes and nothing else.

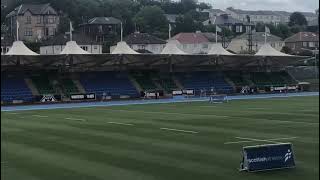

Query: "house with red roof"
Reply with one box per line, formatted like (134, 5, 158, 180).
(170, 31, 221, 54)
(284, 32, 319, 54)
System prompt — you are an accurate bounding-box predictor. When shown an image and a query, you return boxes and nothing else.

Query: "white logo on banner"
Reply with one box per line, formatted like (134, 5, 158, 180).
(284, 149, 292, 162)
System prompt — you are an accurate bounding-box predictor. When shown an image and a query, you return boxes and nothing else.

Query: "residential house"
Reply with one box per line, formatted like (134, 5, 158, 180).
(170, 32, 222, 54)
(225, 7, 318, 25)
(203, 13, 253, 34)
(6, 3, 60, 42)
(79, 17, 121, 43)
(284, 32, 319, 54)
(227, 32, 284, 53)
(40, 33, 102, 54)
(110, 32, 166, 54)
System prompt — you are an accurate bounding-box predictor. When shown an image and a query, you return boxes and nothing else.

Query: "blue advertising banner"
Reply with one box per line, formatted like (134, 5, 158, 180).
(241, 143, 295, 172)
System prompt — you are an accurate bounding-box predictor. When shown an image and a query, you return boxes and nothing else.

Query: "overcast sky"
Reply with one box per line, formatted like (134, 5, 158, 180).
(198, 0, 319, 12)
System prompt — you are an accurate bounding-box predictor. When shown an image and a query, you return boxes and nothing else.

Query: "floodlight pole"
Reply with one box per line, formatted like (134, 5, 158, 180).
(120, 22, 123, 42)
(16, 20, 19, 41)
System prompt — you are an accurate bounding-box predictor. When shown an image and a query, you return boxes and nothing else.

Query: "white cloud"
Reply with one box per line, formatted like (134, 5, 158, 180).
(199, 0, 319, 12)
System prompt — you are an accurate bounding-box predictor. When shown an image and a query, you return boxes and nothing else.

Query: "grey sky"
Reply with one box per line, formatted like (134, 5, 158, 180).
(198, 0, 319, 12)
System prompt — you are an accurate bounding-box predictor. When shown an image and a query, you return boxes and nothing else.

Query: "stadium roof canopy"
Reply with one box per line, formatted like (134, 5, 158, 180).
(111, 41, 140, 54)
(255, 43, 292, 57)
(5, 41, 39, 56)
(161, 40, 187, 55)
(208, 43, 234, 56)
(60, 41, 90, 55)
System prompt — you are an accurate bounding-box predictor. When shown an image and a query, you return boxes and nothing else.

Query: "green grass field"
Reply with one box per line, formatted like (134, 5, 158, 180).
(1, 96, 319, 180)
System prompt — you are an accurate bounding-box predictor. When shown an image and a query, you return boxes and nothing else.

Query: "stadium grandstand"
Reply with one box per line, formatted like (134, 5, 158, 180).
(1, 37, 319, 180)
(0, 40, 316, 104)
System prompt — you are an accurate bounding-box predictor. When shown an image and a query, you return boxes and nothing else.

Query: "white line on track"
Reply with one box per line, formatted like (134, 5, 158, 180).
(224, 137, 298, 144)
(160, 127, 198, 134)
(107, 122, 134, 126)
(65, 117, 86, 121)
(31, 115, 48, 118)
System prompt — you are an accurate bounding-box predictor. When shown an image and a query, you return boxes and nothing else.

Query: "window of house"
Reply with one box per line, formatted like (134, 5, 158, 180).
(303, 42, 308, 47)
(81, 46, 88, 51)
(26, 16, 31, 24)
(48, 17, 54, 24)
(94, 45, 97, 49)
(49, 28, 54, 36)
(37, 16, 41, 24)
(236, 26, 242, 33)
(24, 28, 33, 36)
(202, 44, 208, 49)
(309, 42, 315, 47)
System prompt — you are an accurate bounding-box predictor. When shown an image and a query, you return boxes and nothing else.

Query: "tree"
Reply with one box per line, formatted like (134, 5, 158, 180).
(281, 46, 293, 54)
(133, 6, 168, 38)
(197, 2, 212, 11)
(289, 12, 308, 26)
(181, 0, 197, 13)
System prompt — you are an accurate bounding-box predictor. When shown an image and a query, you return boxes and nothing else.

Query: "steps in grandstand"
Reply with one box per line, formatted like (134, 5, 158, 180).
(31, 73, 56, 95)
(224, 77, 237, 92)
(24, 78, 39, 95)
(172, 76, 184, 90)
(128, 75, 143, 93)
(72, 79, 86, 94)
(130, 72, 158, 91)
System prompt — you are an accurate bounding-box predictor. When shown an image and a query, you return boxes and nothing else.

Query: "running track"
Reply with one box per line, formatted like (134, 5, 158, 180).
(1, 92, 319, 112)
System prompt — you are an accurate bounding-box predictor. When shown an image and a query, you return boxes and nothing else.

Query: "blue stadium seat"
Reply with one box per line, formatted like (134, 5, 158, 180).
(1, 73, 33, 103)
(79, 71, 139, 98)
(176, 71, 234, 94)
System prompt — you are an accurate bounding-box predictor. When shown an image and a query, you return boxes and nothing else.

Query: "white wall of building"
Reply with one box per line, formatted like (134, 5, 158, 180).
(110, 44, 165, 54)
(227, 39, 284, 53)
(40, 44, 102, 54)
(178, 42, 214, 54)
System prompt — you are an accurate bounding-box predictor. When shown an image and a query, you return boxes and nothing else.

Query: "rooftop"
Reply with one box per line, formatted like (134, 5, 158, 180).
(227, 7, 316, 17)
(124, 32, 166, 45)
(285, 32, 319, 42)
(6, 3, 57, 17)
(80, 17, 122, 26)
(172, 32, 208, 44)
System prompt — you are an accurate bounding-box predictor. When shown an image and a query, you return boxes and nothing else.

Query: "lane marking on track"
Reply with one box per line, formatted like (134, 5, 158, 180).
(224, 137, 298, 144)
(31, 115, 48, 118)
(160, 127, 198, 134)
(107, 122, 134, 126)
(65, 117, 86, 122)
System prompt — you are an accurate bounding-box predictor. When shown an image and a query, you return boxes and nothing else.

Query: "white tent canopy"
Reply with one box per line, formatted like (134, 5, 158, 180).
(111, 41, 139, 54)
(255, 43, 292, 57)
(5, 41, 39, 56)
(161, 40, 187, 55)
(208, 43, 234, 56)
(60, 41, 90, 55)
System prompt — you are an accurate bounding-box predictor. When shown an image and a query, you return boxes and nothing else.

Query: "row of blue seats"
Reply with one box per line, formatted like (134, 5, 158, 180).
(1, 74, 34, 102)
(79, 72, 140, 97)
